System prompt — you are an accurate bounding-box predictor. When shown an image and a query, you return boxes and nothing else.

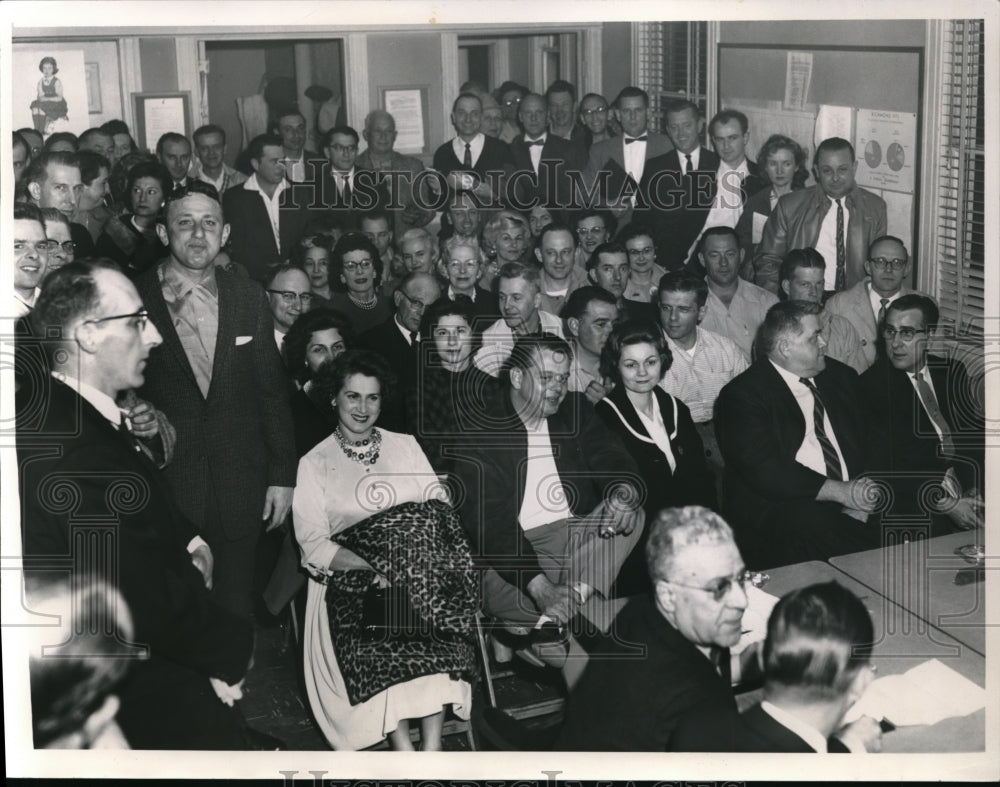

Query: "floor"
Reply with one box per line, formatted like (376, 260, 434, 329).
(239, 605, 566, 751)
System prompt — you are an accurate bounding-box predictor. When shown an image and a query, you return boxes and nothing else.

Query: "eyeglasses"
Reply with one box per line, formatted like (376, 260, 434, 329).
(329, 144, 358, 154)
(627, 246, 655, 257)
(267, 290, 314, 305)
(666, 568, 751, 602)
(868, 257, 908, 271)
(503, 97, 522, 107)
(14, 240, 56, 253)
(882, 326, 927, 341)
(577, 226, 606, 237)
(341, 259, 374, 273)
(581, 106, 609, 117)
(50, 240, 76, 252)
(84, 308, 150, 331)
(446, 259, 478, 270)
(398, 290, 432, 311)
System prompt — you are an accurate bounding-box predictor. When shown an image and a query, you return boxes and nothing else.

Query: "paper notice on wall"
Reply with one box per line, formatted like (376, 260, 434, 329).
(855, 108, 917, 192)
(814, 105, 854, 150)
(784, 52, 813, 110)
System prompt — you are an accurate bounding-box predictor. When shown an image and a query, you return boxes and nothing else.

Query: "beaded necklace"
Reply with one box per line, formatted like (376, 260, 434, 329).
(334, 425, 381, 466)
(348, 292, 378, 310)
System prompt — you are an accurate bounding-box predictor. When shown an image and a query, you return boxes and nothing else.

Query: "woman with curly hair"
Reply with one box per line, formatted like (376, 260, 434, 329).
(328, 232, 392, 334)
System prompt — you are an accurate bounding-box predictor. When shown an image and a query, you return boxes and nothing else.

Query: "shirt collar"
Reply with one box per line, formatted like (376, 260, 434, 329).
(159, 260, 218, 299)
(448, 284, 476, 302)
(394, 314, 417, 344)
(524, 131, 548, 144)
(760, 701, 827, 753)
(243, 172, 288, 198)
(51, 371, 123, 429)
(719, 158, 749, 176)
(770, 358, 811, 390)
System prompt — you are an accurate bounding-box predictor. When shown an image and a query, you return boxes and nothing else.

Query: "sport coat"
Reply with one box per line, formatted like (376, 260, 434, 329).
(508, 133, 586, 211)
(17, 378, 254, 748)
(671, 703, 851, 752)
(753, 184, 887, 293)
(355, 148, 434, 236)
(859, 354, 984, 504)
(222, 180, 316, 281)
(825, 279, 919, 369)
(136, 266, 297, 543)
(639, 147, 721, 271)
(583, 132, 672, 216)
(432, 135, 515, 199)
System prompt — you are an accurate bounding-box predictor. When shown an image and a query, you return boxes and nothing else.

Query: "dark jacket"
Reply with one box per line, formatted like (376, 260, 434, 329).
(507, 133, 586, 211)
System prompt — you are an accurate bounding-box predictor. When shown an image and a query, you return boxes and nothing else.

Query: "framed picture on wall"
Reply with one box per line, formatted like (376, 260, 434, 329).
(12, 47, 89, 136)
(381, 86, 429, 155)
(85, 62, 101, 113)
(132, 91, 191, 153)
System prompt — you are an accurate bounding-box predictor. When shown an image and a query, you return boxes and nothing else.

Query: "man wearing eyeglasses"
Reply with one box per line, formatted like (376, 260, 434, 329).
(17, 260, 273, 749)
(716, 300, 881, 568)
(859, 295, 984, 532)
(358, 271, 441, 431)
(826, 235, 921, 370)
(558, 506, 751, 751)
(222, 133, 316, 283)
(265, 265, 314, 352)
(753, 137, 887, 295)
(136, 182, 296, 621)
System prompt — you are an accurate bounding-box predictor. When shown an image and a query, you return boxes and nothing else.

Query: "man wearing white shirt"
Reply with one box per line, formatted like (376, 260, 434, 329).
(265, 265, 313, 352)
(193, 124, 247, 196)
(432, 93, 514, 205)
(716, 300, 881, 567)
(275, 111, 325, 186)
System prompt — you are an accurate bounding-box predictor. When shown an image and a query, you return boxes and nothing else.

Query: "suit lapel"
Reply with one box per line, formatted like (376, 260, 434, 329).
(209, 270, 237, 401)
(139, 269, 201, 393)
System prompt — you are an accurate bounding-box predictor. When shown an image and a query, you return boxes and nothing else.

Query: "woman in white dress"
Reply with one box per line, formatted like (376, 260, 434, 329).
(293, 350, 472, 750)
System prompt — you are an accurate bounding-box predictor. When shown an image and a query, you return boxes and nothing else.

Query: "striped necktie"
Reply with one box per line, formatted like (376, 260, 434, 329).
(799, 377, 844, 480)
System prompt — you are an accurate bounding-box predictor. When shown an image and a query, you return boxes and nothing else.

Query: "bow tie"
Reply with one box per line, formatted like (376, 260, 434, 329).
(624, 135, 648, 145)
(526, 138, 545, 147)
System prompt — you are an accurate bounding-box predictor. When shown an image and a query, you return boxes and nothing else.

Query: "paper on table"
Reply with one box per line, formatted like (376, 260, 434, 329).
(732, 584, 780, 655)
(842, 658, 986, 727)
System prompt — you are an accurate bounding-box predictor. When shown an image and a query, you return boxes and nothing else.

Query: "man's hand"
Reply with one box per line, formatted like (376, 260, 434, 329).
(526, 575, 572, 625)
(262, 486, 294, 531)
(818, 478, 880, 513)
(835, 715, 883, 753)
(126, 398, 159, 440)
(190, 543, 214, 589)
(945, 494, 984, 530)
(583, 378, 612, 405)
(602, 483, 643, 536)
(209, 677, 245, 707)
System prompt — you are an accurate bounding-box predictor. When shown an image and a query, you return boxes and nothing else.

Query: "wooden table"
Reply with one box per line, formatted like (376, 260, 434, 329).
(829, 530, 989, 657)
(749, 560, 986, 753)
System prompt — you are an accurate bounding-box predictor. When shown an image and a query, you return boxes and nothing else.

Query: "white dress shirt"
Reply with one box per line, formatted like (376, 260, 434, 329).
(518, 419, 573, 530)
(243, 173, 288, 254)
(815, 195, 851, 291)
(451, 133, 486, 168)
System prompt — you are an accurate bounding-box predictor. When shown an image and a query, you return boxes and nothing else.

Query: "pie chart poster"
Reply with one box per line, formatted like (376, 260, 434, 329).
(855, 109, 917, 193)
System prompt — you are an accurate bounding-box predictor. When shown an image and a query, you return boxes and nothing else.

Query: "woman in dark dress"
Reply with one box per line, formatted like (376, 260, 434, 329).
(595, 320, 716, 595)
(95, 160, 171, 276)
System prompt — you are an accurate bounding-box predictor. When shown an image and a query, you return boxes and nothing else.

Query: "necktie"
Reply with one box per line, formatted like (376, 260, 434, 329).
(684, 153, 693, 176)
(876, 297, 889, 327)
(624, 135, 648, 145)
(341, 175, 352, 206)
(463, 142, 472, 168)
(914, 372, 955, 455)
(799, 377, 844, 480)
(709, 645, 732, 686)
(835, 199, 846, 292)
(409, 330, 418, 346)
(526, 138, 545, 147)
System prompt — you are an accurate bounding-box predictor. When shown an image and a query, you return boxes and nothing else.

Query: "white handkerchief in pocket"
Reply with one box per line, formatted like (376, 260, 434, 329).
(235, 335, 253, 346)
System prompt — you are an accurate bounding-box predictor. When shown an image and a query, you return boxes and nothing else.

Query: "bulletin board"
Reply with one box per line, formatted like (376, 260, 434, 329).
(717, 44, 924, 270)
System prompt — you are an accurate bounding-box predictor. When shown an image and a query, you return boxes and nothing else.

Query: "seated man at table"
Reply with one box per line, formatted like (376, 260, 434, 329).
(557, 506, 750, 751)
(858, 294, 984, 533)
(672, 581, 882, 752)
(716, 300, 881, 568)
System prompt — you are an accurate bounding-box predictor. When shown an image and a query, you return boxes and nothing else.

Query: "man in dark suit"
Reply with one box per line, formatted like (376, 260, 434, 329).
(859, 295, 984, 532)
(557, 506, 747, 750)
(318, 125, 389, 229)
(672, 581, 882, 753)
(754, 137, 887, 295)
(18, 260, 258, 749)
(358, 271, 441, 431)
(716, 300, 881, 568)
(584, 86, 672, 224)
(222, 133, 315, 282)
(432, 92, 514, 207)
(137, 181, 297, 620)
(640, 99, 720, 271)
(507, 93, 584, 213)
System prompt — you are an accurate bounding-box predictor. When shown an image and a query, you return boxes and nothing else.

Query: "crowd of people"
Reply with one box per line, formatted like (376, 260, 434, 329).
(13, 75, 983, 754)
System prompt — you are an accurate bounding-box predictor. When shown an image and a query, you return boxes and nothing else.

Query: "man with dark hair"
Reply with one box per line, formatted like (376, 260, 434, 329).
(508, 93, 584, 213)
(193, 123, 247, 194)
(560, 285, 617, 403)
(859, 294, 984, 532)
(673, 581, 882, 752)
(18, 260, 263, 749)
(754, 137, 888, 295)
(454, 333, 644, 687)
(826, 235, 921, 370)
(222, 133, 316, 281)
(137, 182, 297, 620)
(18, 126, 44, 159)
(13, 130, 32, 183)
(23, 150, 95, 258)
(320, 124, 388, 223)
(697, 226, 778, 361)
(716, 300, 880, 567)
(779, 248, 865, 372)
(12, 202, 50, 318)
(433, 92, 514, 206)
(99, 119, 134, 166)
(545, 79, 585, 144)
(587, 241, 657, 324)
(156, 132, 193, 189)
(584, 86, 671, 222)
(535, 222, 589, 314)
(558, 506, 748, 750)
(641, 99, 720, 271)
(273, 111, 326, 186)
(78, 127, 115, 161)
